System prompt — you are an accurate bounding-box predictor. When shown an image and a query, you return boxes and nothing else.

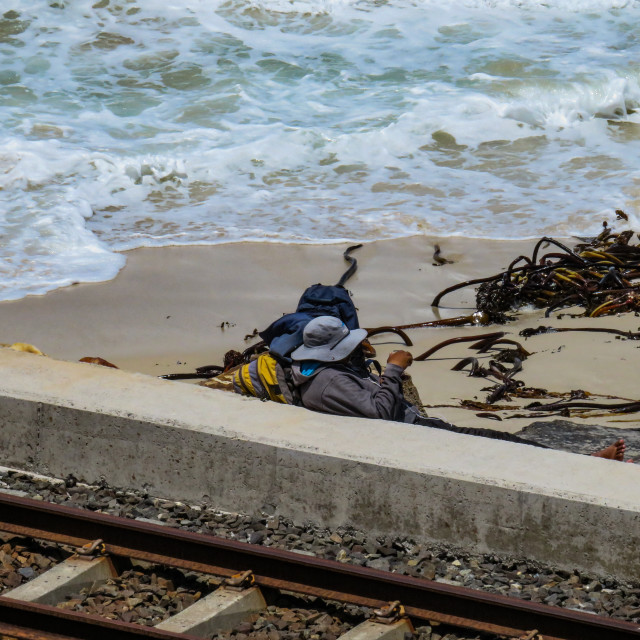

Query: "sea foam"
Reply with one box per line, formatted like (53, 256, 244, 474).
(1, 0, 640, 299)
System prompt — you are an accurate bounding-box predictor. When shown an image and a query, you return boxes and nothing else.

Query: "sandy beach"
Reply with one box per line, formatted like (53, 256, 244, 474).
(2, 235, 640, 433)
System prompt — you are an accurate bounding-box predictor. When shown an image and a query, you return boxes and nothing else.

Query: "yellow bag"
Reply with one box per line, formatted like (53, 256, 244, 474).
(232, 353, 297, 404)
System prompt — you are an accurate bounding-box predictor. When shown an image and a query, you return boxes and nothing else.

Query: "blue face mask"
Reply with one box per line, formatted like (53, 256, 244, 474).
(300, 361, 322, 376)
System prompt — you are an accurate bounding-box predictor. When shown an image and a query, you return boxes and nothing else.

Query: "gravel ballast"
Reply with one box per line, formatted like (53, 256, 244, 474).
(1, 465, 639, 640)
(0, 533, 70, 594)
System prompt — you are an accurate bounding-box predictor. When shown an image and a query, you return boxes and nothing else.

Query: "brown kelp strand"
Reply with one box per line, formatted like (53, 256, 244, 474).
(432, 243, 454, 266)
(495, 357, 523, 379)
(450, 343, 527, 403)
(451, 357, 488, 377)
(413, 331, 504, 361)
(195, 364, 225, 375)
(447, 323, 640, 407)
(519, 325, 640, 339)
(526, 399, 640, 414)
(431, 222, 640, 321)
(160, 372, 218, 380)
(469, 336, 531, 356)
(390, 311, 492, 332)
(336, 243, 363, 287)
(460, 399, 516, 411)
(161, 348, 253, 381)
(364, 326, 413, 346)
(240, 342, 267, 363)
(439, 381, 640, 421)
(485, 379, 524, 404)
(431, 273, 525, 309)
(160, 361, 228, 380)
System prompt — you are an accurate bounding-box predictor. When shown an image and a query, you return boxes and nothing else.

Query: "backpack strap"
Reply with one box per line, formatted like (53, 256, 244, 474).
(276, 363, 302, 406)
(367, 359, 382, 376)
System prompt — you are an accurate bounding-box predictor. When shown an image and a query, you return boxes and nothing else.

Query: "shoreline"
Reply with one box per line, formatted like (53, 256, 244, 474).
(1, 235, 514, 372)
(2, 235, 640, 433)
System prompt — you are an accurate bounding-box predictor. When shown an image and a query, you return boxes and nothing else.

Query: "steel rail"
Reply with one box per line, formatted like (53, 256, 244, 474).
(0, 597, 201, 640)
(1, 493, 640, 640)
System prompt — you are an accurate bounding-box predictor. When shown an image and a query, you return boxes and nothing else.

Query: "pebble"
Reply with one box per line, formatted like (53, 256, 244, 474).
(0, 535, 69, 593)
(56, 567, 211, 626)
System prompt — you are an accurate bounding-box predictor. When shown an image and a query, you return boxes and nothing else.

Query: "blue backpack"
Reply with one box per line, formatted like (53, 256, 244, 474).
(260, 283, 360, 362)
(259, 246, 362, 362)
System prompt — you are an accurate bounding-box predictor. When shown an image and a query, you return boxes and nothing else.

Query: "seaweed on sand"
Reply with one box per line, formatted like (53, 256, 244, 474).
(432, 220, 640, 322)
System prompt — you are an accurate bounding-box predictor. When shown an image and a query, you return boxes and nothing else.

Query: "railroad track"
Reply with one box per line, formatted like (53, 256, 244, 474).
(0, 492, 639, 640)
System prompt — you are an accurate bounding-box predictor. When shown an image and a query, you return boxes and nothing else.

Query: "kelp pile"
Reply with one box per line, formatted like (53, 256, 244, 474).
(432, 220, 640, 322)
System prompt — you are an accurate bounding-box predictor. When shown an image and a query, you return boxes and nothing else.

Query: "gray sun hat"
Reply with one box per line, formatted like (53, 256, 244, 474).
(290, 316, 368, 362)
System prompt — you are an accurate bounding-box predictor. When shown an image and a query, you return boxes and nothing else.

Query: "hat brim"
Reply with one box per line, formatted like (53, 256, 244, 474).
(290, 328, 368, 362)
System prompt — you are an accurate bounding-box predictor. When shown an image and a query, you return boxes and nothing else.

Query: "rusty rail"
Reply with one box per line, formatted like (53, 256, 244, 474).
(0, 598, 201, 640)
(1, 493, 640, 640)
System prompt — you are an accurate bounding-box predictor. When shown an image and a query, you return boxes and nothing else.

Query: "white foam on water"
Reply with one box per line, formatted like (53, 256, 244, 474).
(2, 0, 640, 298)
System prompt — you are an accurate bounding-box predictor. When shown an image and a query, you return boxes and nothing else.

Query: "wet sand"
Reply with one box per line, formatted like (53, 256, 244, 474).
(2, 236, 639, 432)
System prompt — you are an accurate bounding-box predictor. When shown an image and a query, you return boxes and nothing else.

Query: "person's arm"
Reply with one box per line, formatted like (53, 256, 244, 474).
(314, 351, 413, 421)
(386, 350, 413, 369)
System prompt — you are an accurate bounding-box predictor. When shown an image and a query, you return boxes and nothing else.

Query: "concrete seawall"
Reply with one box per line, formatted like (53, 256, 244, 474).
(1, 348, 639, 580)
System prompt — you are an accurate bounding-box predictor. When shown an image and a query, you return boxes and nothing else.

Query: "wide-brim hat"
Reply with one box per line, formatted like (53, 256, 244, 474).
(290, 315, 368, 362)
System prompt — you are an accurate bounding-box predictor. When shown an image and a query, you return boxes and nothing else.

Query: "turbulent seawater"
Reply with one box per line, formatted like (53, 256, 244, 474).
(2, 0, 640, 300)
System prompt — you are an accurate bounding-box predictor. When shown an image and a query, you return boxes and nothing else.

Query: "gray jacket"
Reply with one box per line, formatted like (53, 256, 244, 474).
(291, 362, 421, 423)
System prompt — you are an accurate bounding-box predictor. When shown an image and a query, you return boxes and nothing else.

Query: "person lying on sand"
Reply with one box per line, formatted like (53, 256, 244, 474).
(290, 316, 627, 462)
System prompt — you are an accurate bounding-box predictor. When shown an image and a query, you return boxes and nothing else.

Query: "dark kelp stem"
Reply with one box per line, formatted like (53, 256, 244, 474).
(520, 325, 640, 339)
(526, 399, 640, 413)
(414, 331, 505, 361)
(336, 243, 363, 287)
(531, 236, 587, 265)
(365, 326, 413, 346)
(542, 293, 584, 317)
(390, 312, 490, 330)
(160, 372, 219, 380)
(451, 357, 485, 375)
(470, 337, 530, 356)
(431, 275, 502, 308)
(430, 263, 541, 308)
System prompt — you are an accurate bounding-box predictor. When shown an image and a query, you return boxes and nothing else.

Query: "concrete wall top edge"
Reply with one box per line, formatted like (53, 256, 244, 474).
(1, 349, 639, 512)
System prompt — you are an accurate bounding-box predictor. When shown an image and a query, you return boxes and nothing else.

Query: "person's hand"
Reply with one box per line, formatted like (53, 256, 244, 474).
(387, 350, 413, 370)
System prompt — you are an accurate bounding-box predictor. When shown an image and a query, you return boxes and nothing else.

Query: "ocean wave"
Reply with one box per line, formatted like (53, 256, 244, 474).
(2, 0, 640, 299)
